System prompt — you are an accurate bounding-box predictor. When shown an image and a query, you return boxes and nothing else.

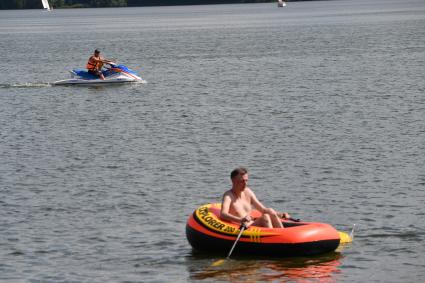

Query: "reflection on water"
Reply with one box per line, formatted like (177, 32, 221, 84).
(188, 252, 343, 283)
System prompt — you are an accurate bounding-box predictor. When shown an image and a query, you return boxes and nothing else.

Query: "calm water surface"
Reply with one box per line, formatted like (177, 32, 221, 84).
(1, 0, 424, 282)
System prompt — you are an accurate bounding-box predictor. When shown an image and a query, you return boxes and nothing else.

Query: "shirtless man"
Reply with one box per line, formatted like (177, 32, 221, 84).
(220, 167, 290, 228)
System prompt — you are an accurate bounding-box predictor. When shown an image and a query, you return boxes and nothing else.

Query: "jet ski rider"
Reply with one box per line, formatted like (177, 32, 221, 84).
(86, 49, 114, 80)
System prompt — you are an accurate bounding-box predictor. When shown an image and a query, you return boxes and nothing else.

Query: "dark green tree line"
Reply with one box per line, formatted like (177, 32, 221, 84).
(0, 0, 128, 8)
(1, 0, 292, 9)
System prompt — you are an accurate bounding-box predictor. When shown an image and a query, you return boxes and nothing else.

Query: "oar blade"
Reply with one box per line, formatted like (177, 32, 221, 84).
(211, 225, 246, 267)
(338, 231, 353, 243)
(211, 259, 226, 267)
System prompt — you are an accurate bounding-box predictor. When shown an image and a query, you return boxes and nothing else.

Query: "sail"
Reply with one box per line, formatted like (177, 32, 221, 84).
(278, 0, 286, 7)
(41, 0, 51, 10)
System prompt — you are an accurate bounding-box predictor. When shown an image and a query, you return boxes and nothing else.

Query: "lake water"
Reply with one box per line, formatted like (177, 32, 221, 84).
(1, 0, 424, 282)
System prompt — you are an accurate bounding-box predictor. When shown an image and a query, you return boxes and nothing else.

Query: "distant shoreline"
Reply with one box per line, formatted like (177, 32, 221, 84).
(0, 0, 323, 10)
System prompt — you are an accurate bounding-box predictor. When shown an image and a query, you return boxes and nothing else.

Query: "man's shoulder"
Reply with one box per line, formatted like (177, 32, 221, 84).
(245, 187, 256, 197)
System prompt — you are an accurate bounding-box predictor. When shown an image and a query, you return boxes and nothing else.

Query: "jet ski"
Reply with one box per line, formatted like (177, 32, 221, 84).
(53, 63, 146, 86)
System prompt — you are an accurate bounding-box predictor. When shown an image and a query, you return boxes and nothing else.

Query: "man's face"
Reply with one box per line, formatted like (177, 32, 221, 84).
(95, 52, 100, 57)
(235, 173, 248, 189)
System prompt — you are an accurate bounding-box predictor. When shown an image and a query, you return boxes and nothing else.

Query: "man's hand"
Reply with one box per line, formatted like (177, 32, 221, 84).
(241, 215, 252, 223)
(241, 215, 254, 228)
(280, 212, 291, 219)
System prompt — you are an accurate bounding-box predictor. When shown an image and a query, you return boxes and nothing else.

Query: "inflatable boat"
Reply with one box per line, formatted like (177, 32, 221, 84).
(186, 203, 341, 257)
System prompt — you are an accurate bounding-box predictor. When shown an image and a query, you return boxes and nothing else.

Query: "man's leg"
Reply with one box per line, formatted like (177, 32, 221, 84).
(269, 213, 283, 228)
(252, 214, 273, 228)
(98, 70, 105, 80)
(264, 208, 284, 228)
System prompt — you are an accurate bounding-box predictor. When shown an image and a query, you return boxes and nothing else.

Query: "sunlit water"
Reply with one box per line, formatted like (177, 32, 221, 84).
(1, 0, 424, 282)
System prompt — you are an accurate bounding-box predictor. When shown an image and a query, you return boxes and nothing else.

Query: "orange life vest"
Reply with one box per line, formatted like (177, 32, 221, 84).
(86, 56, 103, 70)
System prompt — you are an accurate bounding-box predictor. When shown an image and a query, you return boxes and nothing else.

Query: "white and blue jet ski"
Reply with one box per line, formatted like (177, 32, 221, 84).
(53, 63, 146, 86)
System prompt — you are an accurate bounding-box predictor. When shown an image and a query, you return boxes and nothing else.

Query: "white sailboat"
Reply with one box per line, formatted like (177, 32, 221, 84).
(278, 0, 286, 7)
(41, 0, 52, 11)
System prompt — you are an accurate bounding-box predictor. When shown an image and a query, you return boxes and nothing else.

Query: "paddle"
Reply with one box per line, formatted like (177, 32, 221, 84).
(211, 223, 247, 267)
(279, 211, 299, 222)
(339, 224, 355, 244)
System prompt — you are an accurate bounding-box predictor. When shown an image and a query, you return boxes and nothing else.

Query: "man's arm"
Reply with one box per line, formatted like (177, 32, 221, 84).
(248, 188, 267, 213)
(249, 188, 285, 216)
(99, 56, 115, 64)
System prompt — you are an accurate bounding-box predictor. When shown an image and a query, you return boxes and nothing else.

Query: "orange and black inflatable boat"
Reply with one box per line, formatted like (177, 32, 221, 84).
(186, 203, 340, 256)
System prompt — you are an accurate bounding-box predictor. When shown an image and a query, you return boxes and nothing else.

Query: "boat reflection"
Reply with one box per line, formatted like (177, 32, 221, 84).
(189, 252, 343, 283)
